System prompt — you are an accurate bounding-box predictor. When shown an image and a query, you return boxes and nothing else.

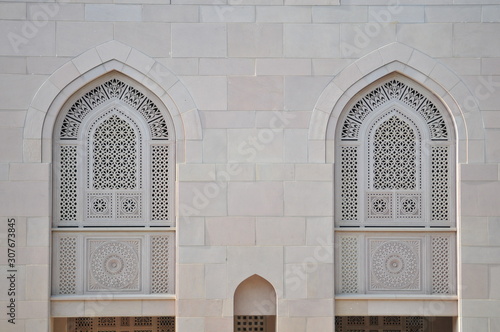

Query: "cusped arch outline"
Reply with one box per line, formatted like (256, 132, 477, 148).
(24, 40, 202, 163)
(309, 42, 485, 164)
(233, 274, 277, 316)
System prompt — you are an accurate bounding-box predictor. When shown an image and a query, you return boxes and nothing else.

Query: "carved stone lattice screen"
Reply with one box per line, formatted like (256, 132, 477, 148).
(52, 232, 175, 295)
(67, 316, 175, 332)
(234, 316, 276, 332)
(336, 232, 455, 295)
(54, 77, 173, 227)
(335, 316, 425, 332)
(336, 78, 454, 228)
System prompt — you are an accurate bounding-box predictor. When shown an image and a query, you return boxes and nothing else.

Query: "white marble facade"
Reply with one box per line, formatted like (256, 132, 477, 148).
(0, 1, 499, 331)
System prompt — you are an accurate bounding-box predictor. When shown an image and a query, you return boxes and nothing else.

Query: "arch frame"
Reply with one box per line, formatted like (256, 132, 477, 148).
(24, 40, 202, 163)
(308, 42, 484, 164)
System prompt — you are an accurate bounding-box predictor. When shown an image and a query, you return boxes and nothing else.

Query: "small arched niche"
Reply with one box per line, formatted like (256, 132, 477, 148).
(234, 275, 277, 332)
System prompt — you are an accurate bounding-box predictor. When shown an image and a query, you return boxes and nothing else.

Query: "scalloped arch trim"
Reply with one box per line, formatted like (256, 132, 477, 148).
(308, 42, 484, 164)
(24, 41, 202, 163)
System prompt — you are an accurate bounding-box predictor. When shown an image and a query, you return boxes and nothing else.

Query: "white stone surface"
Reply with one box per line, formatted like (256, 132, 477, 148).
(172, 23, 227, 57)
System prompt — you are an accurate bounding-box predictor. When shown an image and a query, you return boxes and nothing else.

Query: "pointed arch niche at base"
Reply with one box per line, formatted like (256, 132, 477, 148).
(234, 275, 277, 332)
(24, 41, 202, 163)
(308, 42, 485, 164)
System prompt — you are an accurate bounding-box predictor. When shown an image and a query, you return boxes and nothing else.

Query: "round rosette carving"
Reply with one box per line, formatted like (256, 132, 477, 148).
(90, 241, 139, 289)
(371, 240, 419, 290)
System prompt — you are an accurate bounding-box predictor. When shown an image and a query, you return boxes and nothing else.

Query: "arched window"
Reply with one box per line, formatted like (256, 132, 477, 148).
(52, 75, 174, 296)
(335, 76, 456, 296)
(234, 275, 277, 332)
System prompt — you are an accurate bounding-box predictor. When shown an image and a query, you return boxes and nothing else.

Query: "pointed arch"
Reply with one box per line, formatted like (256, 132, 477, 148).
(308, 42, 484, 164)
(234, 275, 277, 332)
(24, 40, 202, 163)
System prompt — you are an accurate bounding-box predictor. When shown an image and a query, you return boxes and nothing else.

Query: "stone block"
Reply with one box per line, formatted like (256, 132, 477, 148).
(313, 5, 367, 23)
(200, 5, 255, 22)
(307, 263, 333, 298)
(369, 5, 424, 23)
(205, 217, 256, 245)
(0, 110, 25, 128)
(284, 181, 332, 216)
(27, 56, 72, 75)
(0, 74, 47, 110)
(340, 23, 396, 58)
(0, 57, 26, 74)
(228, 182, 284, 216)
(176, 318, 204, 332)
(227, 246, 284, 295)
(177, 299, 223, 317)
(491, 266, 500, 299)
(179, 246, 226, 264)
(461, 181, 500, 217)
(201, 111, 255, 129)
(256, 217, 306, 245)
(295, 164, 333, 181)
(277, 317, 306, 332)
(0, 21, 55, 56)
(179, 181, 227, 217)
(461, 264, 489, 299)
(454, 23, 500, 57)
(256, 59, 311, 76)
(228, 76, 284, 111)
(203, 129, 227, 163)
(285, 76, 331, 111)
(397, 23, 452, 57)
(285, 24, 340, 58)
(227, 128, 284, 163)
(482, 5, 500, 22)
(461, 164, 498, 181)
(462, 299, 500, 318)
(9, 163, 50, 181)
(257, 6, 311, 22)
(181, 76, 227, 111)
(256, 164, 295, 181)
(172, 23, 227, 57)
(179, 217, 205, 246)
(256, 110, 310, 129)
(482, 58, 500, 75)
(28, 3, 84, 21)
(205, 264, 227, 299)
(439, 57, 480, 76)
(0, 128, 22, 162)
(425, 5, 481, 22)
(286, 0, 339, 4)
(284, 129, 308, 163)
(26, 266, 49, 301)
(143, 5, 199, 22)
(114, 23, 170, 58)
(228, 23, 283, 57)
(178, 264, 205, 298)
(200, 58, 255, 76)
(488, 217, 500, 246)
(462, 318, 488, 332)
(56, 22, 113, 56)
(486, 130, 500, 162)
(312, 58, 354, 76)
(85, 4, 141, 21)
(285, 263, 308, 299)
(288, 299, 333, 317)
(205, 317, 232, 331)
(462, 217, 489, 246)
(0, 3, 26, 19)
(27, 217, 49, 247)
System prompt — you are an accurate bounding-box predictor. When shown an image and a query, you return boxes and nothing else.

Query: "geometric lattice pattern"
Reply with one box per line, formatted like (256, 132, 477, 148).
(431, 236, 453, 294)
(151, 145, 170, 222)
(55, 77, 173, 226)
(59, 145, 78, 222)
(340, 236, 359, 293)
(234, 316, 275, 332)
(52, 232, 175, 295)
(431, 146, 450, 222)
(88, 239, 141, 291)
(151, 235, 174, 294)
(335, 316, 425, 332)
(340, 79, 447, 141)
(60, 78, 169, 140)
(68, 316, 175, 332)
(336, 233, 455, 295)
(372, 116, 417, 190)
(57, 236, 78, 295)
(340, 146, 358, 222)
(369, 239, 421, 291)
(91, 114, 138, 190)
(337, 78, 453, 227)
